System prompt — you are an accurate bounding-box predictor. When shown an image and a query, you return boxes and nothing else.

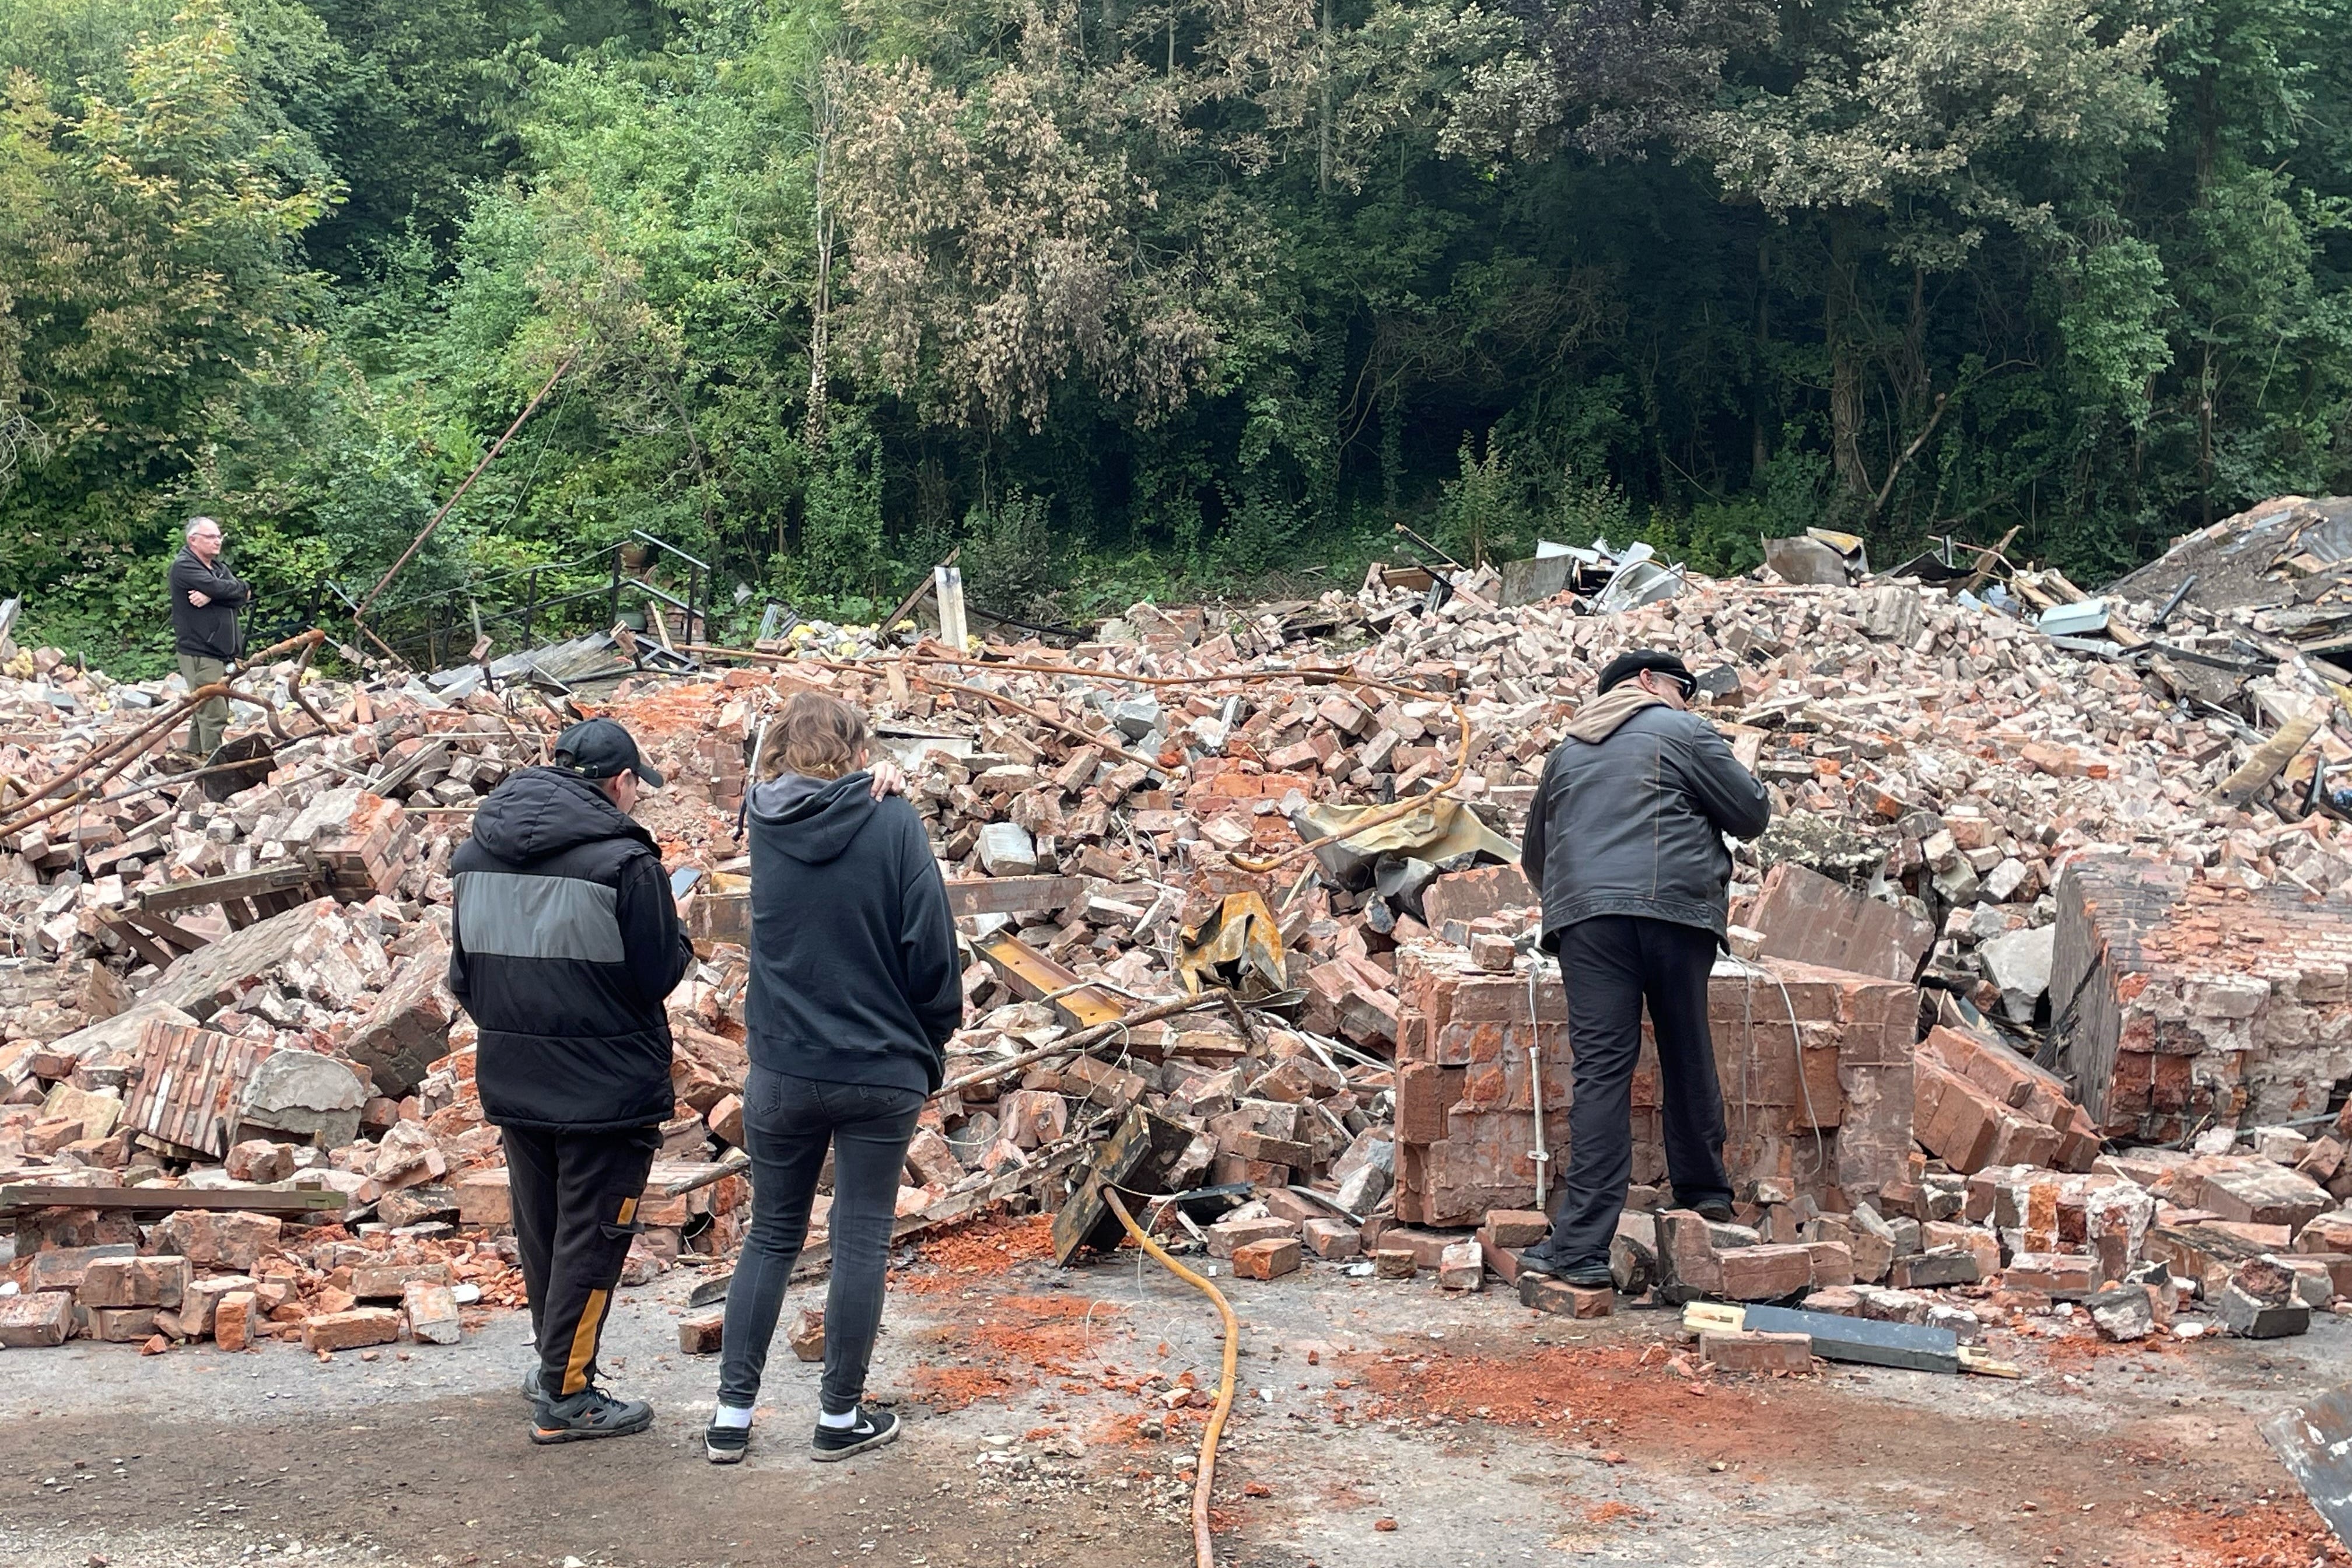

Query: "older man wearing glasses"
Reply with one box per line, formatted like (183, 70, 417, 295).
(1516, 649, 1773, 1288)
(167, 516, 249, 758)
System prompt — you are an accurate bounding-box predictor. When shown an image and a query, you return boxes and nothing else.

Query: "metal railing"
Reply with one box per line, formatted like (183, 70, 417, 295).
(314, 530, 714, 673)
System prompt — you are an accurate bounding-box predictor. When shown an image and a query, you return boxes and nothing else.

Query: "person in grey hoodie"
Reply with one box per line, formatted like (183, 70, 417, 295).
(707, 691, 961, 1465)
(1516, 649, 1772, 1287)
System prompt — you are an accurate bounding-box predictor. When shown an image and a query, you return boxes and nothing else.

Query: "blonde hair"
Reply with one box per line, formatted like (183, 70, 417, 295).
(767, 690, 870, 780)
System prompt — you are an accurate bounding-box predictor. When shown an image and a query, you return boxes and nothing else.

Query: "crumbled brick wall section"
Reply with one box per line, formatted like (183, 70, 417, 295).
(1390, 945, 1917, 1226)
(2054, 854, 2352, 1140)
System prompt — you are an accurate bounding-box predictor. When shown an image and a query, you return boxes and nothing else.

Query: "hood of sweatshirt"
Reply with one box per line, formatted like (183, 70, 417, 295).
(1563, 684, 1670, 744)
(470, 766, 655, 864)
(747, 770, 877, 865)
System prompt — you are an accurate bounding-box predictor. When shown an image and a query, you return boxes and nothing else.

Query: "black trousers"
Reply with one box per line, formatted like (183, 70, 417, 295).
(1539, 916, 1734, 1268)
(503, 1124, 660, 1399)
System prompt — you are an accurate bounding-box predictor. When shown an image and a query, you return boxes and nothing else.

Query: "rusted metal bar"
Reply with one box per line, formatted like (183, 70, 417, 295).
(352, 346, 579, 632)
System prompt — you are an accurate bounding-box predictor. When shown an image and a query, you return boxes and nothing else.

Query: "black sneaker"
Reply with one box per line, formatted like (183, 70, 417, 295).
(1691, 1199, 1737, 1223)
(706, 1415, 751, 1465)
(531, 1386, 654, 1444)
(810, 1404, 899, 1462)
(1518, 1248, 1612, 1288)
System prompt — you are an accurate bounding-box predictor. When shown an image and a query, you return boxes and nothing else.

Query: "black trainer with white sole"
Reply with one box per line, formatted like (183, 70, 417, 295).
(705, 1417, 751, 1464)
(810, 1404, 899, 1462)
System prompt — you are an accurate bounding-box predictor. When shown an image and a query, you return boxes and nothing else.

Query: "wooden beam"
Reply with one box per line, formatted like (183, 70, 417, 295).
(0, 1184, 349, 1215)
(2211, 706, 2326, 807)
(945, 875, 1087, 919)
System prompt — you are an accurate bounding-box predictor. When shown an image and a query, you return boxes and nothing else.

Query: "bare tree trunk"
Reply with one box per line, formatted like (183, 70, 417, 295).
(1751, 227, 1770, 481)
(1826, 216, 1871, 508)
(804, 62, 841, 451)
(1317, 0, 1334, 194)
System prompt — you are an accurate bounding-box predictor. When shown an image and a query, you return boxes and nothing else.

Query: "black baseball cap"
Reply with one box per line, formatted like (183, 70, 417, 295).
(1597, 649, 1696, 696)
(552, 717, 664, 788)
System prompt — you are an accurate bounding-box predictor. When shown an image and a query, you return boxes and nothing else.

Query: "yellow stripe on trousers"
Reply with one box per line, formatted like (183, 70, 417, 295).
(563, 1290, 609, 1396)
(560, 1197, 639, 1396)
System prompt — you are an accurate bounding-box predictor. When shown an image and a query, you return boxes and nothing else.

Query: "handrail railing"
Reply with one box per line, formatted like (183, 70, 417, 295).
(323, 528, 715, 674)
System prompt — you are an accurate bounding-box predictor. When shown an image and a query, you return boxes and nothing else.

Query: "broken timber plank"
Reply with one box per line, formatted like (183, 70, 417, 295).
(1054, 1105, 1199, 1265)
(946, 874, 1087, 919)
(2211, 706, 2326, 807)
(0, 1184, 348, 1215)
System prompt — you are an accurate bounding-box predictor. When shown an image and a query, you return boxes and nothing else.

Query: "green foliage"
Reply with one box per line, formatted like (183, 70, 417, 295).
(0, 0, 2349, 653)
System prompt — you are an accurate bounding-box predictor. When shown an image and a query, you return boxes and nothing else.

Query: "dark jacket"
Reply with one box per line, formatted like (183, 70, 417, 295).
(447, 767, 694, 1132)
(167, 548, 249, 662)
(1521, 686, 1772, 950)
(746, 771, 963, 1094)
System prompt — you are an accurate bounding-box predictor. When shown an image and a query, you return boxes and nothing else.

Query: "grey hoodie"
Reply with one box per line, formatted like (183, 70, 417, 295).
(1520, 692, 1772, 947)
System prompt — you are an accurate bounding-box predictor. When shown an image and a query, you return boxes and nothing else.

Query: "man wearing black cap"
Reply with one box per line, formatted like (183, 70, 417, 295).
(449, 716, 692, 1442)
(1517, 649, 1772, 1287)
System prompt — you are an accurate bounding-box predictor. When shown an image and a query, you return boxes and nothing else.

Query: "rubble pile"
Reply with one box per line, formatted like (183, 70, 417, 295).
(11, 493, 2352, 1366)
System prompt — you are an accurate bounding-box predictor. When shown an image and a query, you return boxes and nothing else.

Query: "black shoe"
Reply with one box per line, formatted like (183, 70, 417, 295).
(531, 1386, 654, 1444)
(1691, 1199, 1737, 1224)
(1517, 1248, 1612, 1289)
(810, 1404, 899, 1462)
(706, 1415, 751, 1464)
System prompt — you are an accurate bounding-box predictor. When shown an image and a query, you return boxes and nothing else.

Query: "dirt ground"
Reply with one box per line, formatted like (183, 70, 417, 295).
(4, 1216, 2348, 1568)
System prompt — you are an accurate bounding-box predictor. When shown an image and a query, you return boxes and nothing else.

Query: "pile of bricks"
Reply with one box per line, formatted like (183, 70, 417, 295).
(14, 490, 2352, 1363)
(1387, 945, 1917, 1226)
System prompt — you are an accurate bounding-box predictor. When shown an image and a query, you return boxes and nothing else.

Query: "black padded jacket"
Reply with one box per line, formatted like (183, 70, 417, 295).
(447, 768, 694, 1131)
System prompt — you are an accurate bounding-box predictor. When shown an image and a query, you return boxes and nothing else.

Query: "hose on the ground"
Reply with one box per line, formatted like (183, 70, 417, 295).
(1102, 1188, 1236, 1568)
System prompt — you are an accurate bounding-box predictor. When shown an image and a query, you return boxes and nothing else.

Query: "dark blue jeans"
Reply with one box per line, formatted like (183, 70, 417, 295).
(717, 1066, 925, 1415)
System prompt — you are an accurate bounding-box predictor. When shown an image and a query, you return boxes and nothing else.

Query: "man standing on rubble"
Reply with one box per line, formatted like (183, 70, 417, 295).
(167, 516, 249, 757)
(447, 716, 693, 1443)
(1516, 650, 1772, 1288)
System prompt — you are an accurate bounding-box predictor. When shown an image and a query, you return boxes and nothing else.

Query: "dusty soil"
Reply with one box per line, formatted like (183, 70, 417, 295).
(3, 1216, 2347, 1568)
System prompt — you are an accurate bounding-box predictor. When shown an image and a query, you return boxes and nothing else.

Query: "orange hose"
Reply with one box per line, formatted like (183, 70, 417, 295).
(1103, 1189, 1235, 1568)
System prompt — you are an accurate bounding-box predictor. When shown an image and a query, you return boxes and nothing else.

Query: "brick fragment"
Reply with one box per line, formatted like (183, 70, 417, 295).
(1700, 1330, 1814, 1375)
(1234, 1237, 1302, 1280)
(1518, 1275, 1611, 1317)
(402, 1282, 463, 1346)
(80, 1254, 190, 1309)
(1479, 1209, 1550, 1249)
(0, 1290, 75, 1347)
(212, 1292, 257, 1352)
(1301, 1218, 1361, 1259)
(302, 1307, 401, 1353)
(789, 1308, 827, 1361)
(1716, 1244, 1814, 1301)
(1436, 1240, 1485, 1291)
(1208, 1215, 1297, 1259)
(678, 1310, 726, 1355)
(1372, 1248, 1418, 1279)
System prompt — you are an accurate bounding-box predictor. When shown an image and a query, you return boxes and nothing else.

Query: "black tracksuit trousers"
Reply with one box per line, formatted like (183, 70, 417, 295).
(1538, 916, 1735, 1269)
(503, 1124, 660, 1399)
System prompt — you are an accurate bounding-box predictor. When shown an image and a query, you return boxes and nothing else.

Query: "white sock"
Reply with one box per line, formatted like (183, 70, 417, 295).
(713, 1404, 754, 1429)
(817, 1407, 858, 1430)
